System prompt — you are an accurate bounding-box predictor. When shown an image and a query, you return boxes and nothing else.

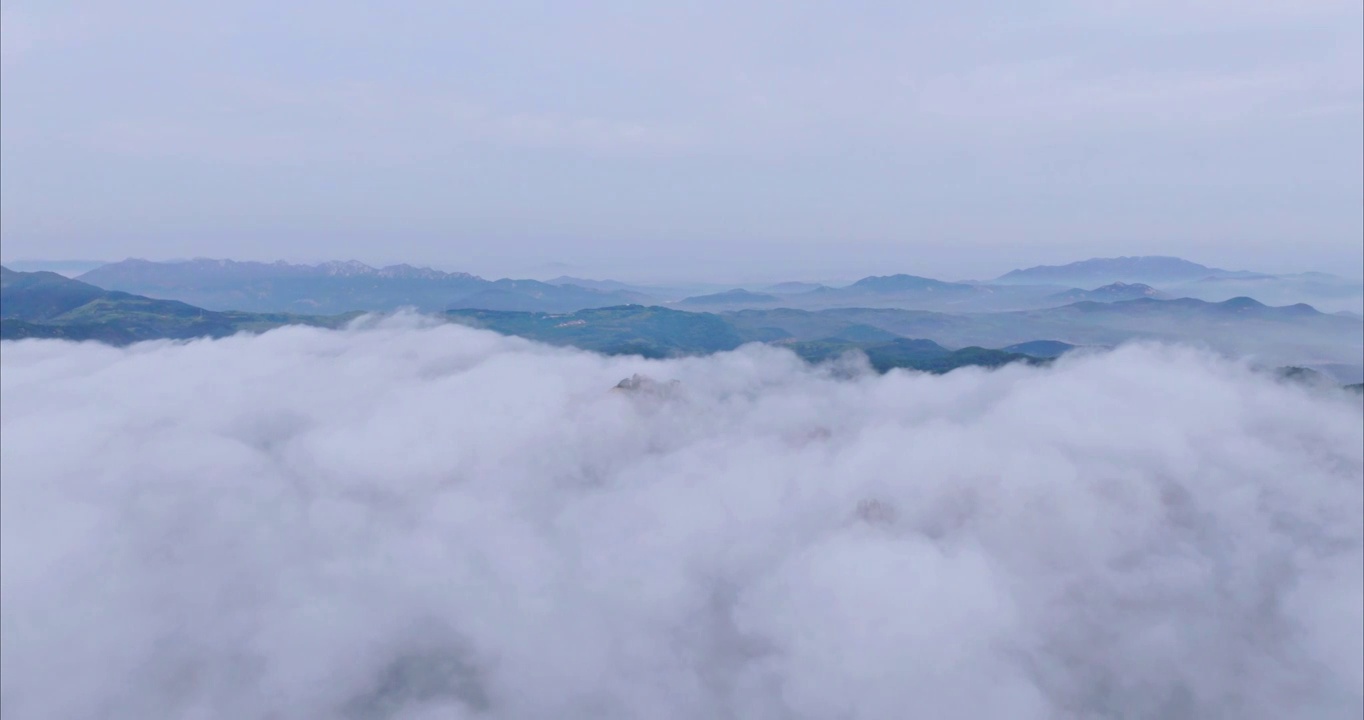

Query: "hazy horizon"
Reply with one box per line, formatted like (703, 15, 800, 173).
(4, 1, 1362, 281)
(4, 251, 1362, 286)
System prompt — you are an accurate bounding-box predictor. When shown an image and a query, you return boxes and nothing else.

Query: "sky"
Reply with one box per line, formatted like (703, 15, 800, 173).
(2, 0, 1361, 282)
(3, 320, 1361, 718)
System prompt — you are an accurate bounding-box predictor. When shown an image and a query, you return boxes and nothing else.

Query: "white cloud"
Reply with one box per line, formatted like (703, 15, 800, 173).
(2, 321, 1360, 718)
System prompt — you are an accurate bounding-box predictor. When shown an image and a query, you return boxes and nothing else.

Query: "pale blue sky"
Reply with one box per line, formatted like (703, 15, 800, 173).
(2, 0, 1361, 282)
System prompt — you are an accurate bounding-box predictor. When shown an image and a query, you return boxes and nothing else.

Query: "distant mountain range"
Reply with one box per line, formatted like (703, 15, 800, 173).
(0, 266, 349, 343)
(673, 276, 1184, 313)
(991, 257, 1363, 313)
(1045, 282, 1166, 304)
(720, 298, 1362, 379)
(672, 274, 1041, 313)
(52, 255, 1364, 316)
(763, 281, 828, 294)
(438, 294, 1360, 379)
(77, 259, 654, 314)
(994, 256, 1269, 286)
(74, 258, 1042, 314)
(450, 299, 1359, 380)
(543, 276, 735, 301)
(1162, 273, 1364, 312)
(845, 274, 978, 295)
(5, 265, 1360, 382)
(677, 289, 782, 306)
(444, 306, 1044, 373)
(0, 267, 1050, 374)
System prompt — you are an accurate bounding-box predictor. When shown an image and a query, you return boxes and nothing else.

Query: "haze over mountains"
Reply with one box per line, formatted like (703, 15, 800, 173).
(992, 256, 1267, 286)
(994, 257, 1364, 313)
(0, 266, 353, 344)
(59, 254, 1364, 316)
(1044, 282, 1166, 304)
(75, 258, 654, 315)
(4, 256, 1362, 383)
(0, 268, 1122, 377)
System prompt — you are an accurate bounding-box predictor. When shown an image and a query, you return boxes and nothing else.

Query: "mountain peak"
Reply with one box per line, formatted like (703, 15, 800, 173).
(847, 274, 971, 293)
(1045, 281, 1167, 304)
(677, 288, 780, 306)
(1220, 296, 1266, 309)
(317, 260, 376, 277)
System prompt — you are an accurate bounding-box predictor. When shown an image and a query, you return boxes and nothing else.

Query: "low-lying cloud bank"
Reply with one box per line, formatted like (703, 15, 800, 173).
(2, 318, 1362, 720)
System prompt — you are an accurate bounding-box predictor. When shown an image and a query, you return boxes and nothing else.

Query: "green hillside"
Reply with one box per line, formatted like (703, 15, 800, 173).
(784, 337, 1045, 373)
(1, 267, 352, 344)
(22, 267, 1354, 384)
(445, 306, 1044, 373)
(444, 305, 745, 358)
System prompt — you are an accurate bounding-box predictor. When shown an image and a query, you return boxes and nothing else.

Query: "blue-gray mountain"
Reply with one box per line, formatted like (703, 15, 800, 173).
(5, 266, 1359, 383)
(78, 259, 656, 315)
(1, 266, 351, 343)
(677, 289, 782, 306)
(720, 299, 1362, 381)
(0, 268, 1044, 375)
(989, 256, 1362, 314)
(70, 256, 1364, 315)
(994, 256, 1267, 286)
(1045, 282, 1166, 304)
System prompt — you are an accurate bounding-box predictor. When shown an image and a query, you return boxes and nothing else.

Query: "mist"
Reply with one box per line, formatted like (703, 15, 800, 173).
(2, 318, 1361, 719)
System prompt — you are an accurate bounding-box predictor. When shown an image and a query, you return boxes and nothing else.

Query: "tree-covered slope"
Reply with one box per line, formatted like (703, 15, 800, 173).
(444, 305, 745, 358)
(1, 267, 352, 344)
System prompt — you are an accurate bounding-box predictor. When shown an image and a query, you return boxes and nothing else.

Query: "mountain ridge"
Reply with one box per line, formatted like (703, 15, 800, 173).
(1, 267, 350, 343)
(82, 257, 485, 282)
(677, 289, 781, 306)
(6, 267, 1359, 382)
(76, 258, 655, 314)
(995, 256, 1268, 285)
(1045, 282, 1167, 304)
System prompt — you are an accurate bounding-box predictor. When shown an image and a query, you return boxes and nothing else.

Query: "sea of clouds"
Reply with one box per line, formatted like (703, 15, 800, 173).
(2, 317, 1361, 719)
